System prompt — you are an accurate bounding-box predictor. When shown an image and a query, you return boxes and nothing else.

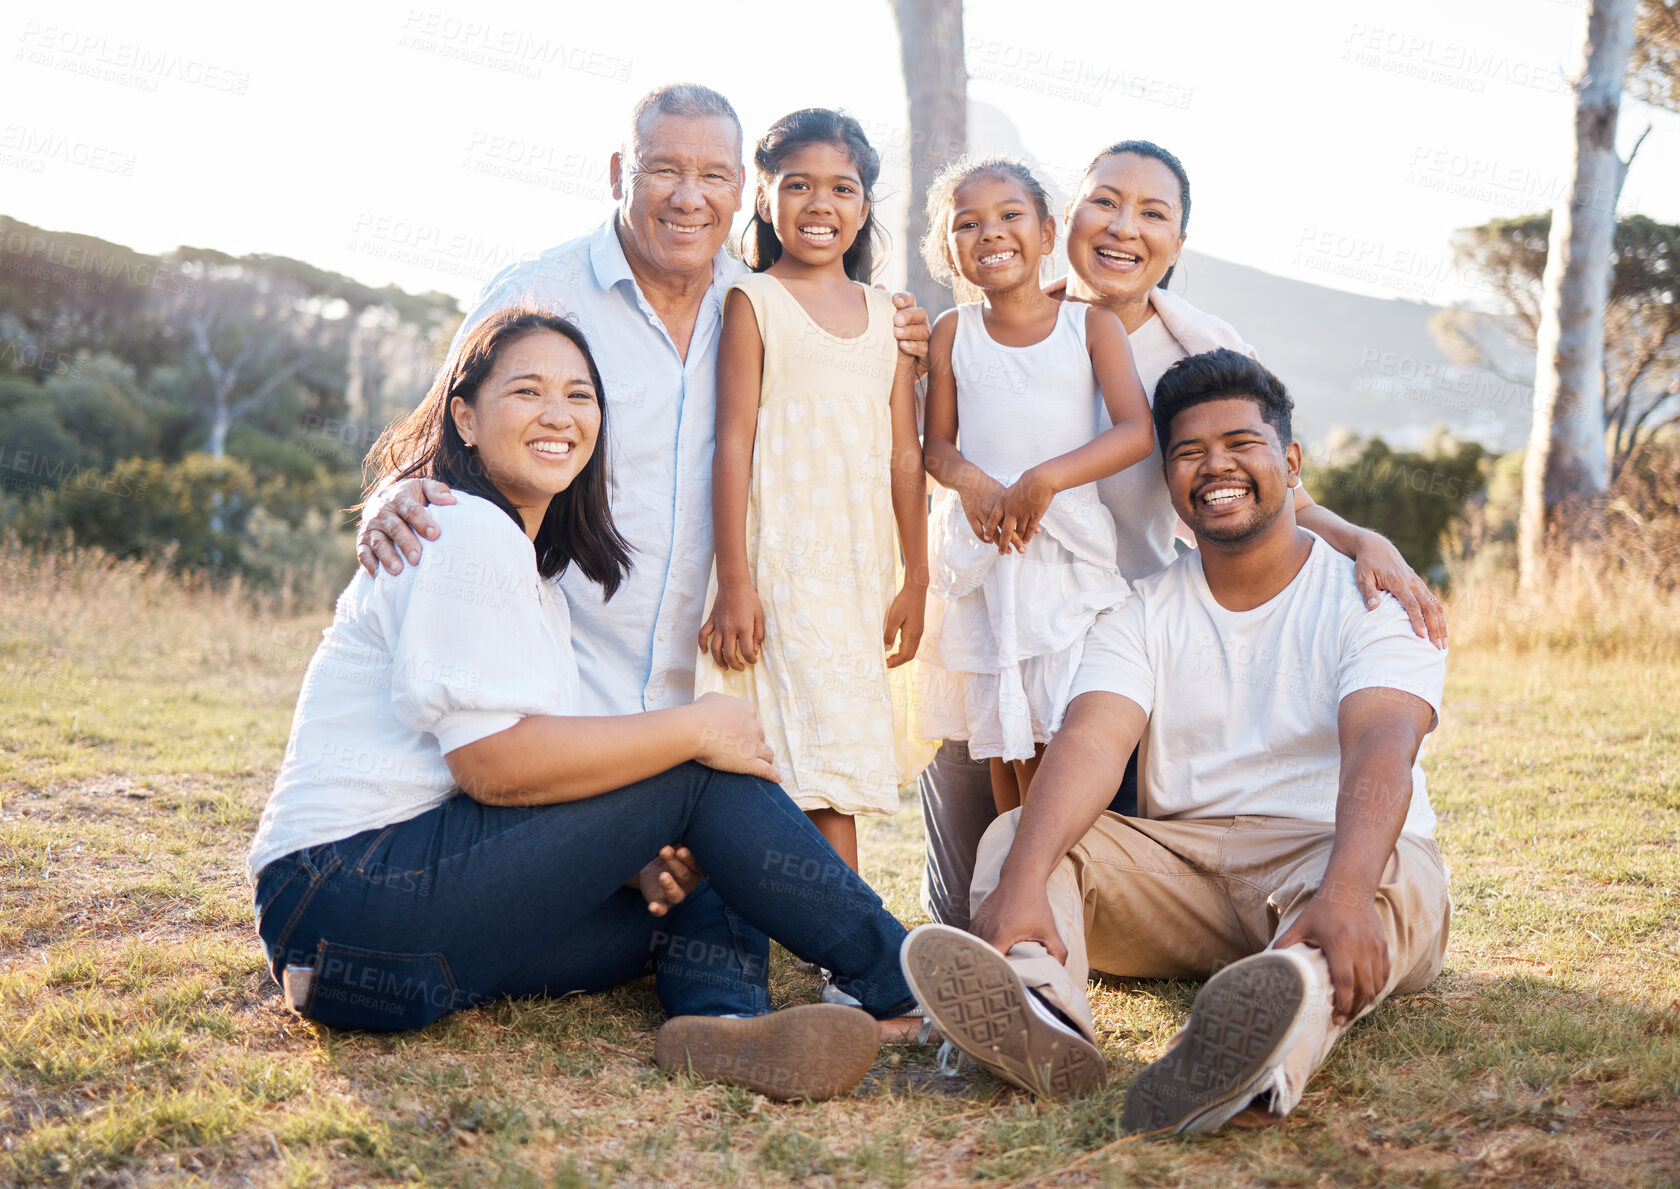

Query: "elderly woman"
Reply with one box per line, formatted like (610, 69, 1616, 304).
(249, 309, 916, 1102)
(917, 140, 1449, 930)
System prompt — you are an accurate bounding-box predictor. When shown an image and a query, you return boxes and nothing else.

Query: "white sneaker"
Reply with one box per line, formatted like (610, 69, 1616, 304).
(1121, 948, 1315, 1134)
(818, 972, 863, 1008)
(899, 923, 1106, 1098)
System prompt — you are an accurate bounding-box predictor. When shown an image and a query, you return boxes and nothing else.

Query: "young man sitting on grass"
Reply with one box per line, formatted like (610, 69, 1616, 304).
(901, 348, 1452, 1133)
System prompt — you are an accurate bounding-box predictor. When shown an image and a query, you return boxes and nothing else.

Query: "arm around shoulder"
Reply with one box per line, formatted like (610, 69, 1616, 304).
(1297, 494, 1447, 648)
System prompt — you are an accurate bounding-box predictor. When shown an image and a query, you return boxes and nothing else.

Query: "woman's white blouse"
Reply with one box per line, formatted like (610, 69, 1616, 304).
(247, 494, 580, 881)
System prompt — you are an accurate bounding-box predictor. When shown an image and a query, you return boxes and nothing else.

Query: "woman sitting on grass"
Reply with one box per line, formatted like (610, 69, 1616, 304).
(246, 309, 917, 1101)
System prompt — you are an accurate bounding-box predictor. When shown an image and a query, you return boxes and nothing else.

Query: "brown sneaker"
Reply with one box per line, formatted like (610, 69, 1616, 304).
(899, 923, 1107, 1098)
(653, 1003, 882, 1101)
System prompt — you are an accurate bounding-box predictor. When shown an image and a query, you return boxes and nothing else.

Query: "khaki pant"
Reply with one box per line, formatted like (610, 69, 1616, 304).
(971, 812, 1451, 1110)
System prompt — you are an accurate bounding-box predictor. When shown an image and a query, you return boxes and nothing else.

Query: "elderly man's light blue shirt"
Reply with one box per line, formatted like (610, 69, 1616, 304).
(447, 216, 746, 715)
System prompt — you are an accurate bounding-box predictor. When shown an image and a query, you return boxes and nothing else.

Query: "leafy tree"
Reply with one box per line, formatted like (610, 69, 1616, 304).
(1518, 0, 1639, 589)
(0, 402, 81, 494)
(35, 453, 257, 567)
(1439, 212, 1679, 481)
(0, 219, 453, 595)
(153, 260, 342, 459)
(1305, 434, 1486, 580)
(1630, 0, 1680, 110)
(0, 217, 171, 378)
(43, 354, 160, 468)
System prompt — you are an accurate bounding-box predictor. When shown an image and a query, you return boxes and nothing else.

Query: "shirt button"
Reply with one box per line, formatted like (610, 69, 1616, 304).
(657, 629, 670, 642)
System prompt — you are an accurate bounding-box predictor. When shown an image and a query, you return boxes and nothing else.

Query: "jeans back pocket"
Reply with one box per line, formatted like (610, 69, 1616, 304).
(302, 940, 459, 1032)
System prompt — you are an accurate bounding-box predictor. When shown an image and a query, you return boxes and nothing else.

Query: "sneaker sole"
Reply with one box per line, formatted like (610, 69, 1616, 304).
(899, 923, 1106, 1098)
(1121, 951, 1309, 1134)
(653, 1003, 881, 1102)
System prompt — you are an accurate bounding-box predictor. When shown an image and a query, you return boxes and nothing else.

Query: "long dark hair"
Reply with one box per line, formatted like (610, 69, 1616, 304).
(741, 108, 886, 283)
(363, 309, 632, 596)
(1081, 140, 1191, 288)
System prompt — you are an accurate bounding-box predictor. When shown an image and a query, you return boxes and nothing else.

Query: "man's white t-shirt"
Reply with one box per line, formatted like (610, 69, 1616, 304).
(1068, 532, 1446, 839)
(246, 495, 581, 881)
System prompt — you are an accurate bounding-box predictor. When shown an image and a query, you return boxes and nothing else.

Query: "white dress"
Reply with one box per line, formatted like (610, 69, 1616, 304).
(916, 301, 1129, 762)
(695, 273, 934, 816)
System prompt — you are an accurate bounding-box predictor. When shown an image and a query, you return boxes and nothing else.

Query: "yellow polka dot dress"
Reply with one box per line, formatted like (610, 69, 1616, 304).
(695, 272, 934, 815)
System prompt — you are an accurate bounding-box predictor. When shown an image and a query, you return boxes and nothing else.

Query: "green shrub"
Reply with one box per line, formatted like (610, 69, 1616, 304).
(1306, 434, 1487, 580)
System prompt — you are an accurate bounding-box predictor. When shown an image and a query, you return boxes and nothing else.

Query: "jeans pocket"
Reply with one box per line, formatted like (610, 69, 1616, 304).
(342, 824, 433, 897)
(253, 859, 307, 923)
(302, 941, 459, 1032)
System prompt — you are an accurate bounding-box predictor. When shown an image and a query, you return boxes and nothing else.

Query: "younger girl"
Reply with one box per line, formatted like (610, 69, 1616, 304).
(916, 157, 1154, 811)
(698, 109, 932, 873)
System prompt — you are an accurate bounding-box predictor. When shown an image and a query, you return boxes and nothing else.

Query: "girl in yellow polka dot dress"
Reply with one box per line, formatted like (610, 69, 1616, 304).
(698, 109, 933, 872)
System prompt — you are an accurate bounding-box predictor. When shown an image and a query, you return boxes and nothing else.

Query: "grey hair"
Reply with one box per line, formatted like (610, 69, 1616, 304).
(626, 83, 742, 157)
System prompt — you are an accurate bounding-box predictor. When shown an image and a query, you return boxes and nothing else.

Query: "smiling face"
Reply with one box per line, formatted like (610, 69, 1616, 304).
(610, 112, 743, 285)
(945, 171, 1055, 296)
(450, 330, 602, 537)
(1064, 152, 1185, 303)
(1163, 397, 1302, 549)
(760, 141, 868, 271)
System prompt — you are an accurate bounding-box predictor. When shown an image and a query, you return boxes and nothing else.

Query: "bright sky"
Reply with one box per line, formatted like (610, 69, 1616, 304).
(5, 0, 1677, 310)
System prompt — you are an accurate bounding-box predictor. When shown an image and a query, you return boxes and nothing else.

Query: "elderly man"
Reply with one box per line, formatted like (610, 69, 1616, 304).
(355, 83, 930, 1097)
(902, 348, 1451, 1133)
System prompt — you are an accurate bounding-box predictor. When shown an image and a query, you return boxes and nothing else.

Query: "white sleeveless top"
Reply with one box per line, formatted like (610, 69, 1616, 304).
(951, 300, 1103, 482)
(918, 300, 1128, 758)
(936, 300, 1119, 587)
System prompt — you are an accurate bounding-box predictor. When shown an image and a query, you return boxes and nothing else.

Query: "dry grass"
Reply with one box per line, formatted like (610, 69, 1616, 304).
(1444, 440, 1680, 658)
(2, 541, 1678, 1187)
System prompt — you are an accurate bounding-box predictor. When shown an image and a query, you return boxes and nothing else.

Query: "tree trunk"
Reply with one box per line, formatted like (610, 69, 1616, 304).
(208, 384, 234, 459)
(890, 0, 967, 317)
(1518, 0, 1638, 589)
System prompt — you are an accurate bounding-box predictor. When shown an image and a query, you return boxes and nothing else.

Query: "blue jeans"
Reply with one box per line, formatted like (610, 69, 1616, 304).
(254, 762, 915, 1031)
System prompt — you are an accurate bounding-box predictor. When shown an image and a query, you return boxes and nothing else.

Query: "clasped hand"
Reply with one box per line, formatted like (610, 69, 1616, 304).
(957, 467, 1051, 555)
(699, 581, 764, 671)
(637, 845, 703, 917)
(990, 467, 1053, 554)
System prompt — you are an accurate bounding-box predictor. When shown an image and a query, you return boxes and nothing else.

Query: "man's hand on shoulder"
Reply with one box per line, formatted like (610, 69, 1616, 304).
(357, 477, 456, 576)
(971, 872, 1069, 963)
(888, 291, 931, 372)
(1274, 886, 1391, 1025)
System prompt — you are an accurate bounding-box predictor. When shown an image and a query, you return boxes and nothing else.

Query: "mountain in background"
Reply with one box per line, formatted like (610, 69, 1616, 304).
(1174, 250, 1530, 455)
(964, 100, 1530, 458)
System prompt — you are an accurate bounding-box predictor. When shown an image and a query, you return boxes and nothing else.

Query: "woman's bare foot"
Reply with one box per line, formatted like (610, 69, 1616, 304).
(879, 1014, 935, 1044)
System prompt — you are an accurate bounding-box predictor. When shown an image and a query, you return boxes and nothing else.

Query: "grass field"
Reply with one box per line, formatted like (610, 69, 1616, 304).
(2, 546, 1678, 1187)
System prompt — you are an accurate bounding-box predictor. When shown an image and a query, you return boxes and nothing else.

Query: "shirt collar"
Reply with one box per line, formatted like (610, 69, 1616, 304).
(590, 212, 738, 307)
(588, 215, 635, 292)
